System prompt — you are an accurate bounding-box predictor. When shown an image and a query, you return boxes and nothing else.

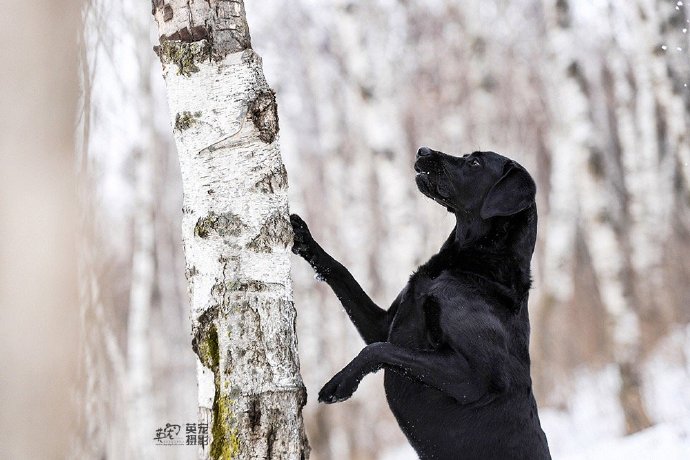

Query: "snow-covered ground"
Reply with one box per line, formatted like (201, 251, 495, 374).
(381, 325, 690, 459)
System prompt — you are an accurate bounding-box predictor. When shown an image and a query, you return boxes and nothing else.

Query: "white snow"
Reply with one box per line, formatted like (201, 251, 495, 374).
(543, 325, 690, 459)
(558, 422, 690, 460)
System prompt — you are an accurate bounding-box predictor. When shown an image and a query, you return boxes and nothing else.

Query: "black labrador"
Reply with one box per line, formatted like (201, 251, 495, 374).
(291, 148, 551, 460)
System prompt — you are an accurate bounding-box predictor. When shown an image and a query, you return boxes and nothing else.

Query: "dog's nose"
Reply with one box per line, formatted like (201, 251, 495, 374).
(417, 147, 432, 158)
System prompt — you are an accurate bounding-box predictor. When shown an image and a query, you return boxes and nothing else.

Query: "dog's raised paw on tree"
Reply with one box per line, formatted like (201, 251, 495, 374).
(290, 213, 315, 257)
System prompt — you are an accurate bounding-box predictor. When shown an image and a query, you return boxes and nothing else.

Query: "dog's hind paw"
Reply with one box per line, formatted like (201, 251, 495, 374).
(318, 369, 359, 404)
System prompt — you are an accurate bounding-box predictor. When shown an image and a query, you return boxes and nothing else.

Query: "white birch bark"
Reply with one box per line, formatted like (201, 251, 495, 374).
(76, 20, 112, 458)
(153, 2, 309, 458)
(126, 8, 161, 455)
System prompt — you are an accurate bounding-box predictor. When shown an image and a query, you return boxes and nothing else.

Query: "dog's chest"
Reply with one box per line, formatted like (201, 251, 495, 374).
(387, 274, 442, 349)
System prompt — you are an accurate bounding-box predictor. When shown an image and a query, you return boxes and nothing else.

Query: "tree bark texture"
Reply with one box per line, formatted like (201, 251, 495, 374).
(153, 2, 309, 459)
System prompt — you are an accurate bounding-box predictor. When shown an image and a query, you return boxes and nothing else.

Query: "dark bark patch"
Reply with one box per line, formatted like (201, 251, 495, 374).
(653, 44, 668, 56)
(472, 37, 487, 55)
(619, 362, 653, 433)
(185, 265, 199, 279)
(556, 0, 571, 28)
(225, 279, 273, 292)
(298, 385, 308, 406)
(212, 1, 252, 55)
(587, 147, 606, 179)
(655, 99, 668, 159)
(480, 74, 497, 92)
(151, 0, 164, 15)
(359, 84, 374, 101)
(247, 213, 292, 252)
(192, 315, 219, 371)
(159, 25, 210, 43)
(174, 111, 201, 130)
(248, 89, 279, 144)
(266, 426, 276, 458)
(163, 4, 173, 21)
(195, 211, 246, 239)
(567, 61, 590, 98)
(213, 29, 252, 56)
(673, 158, 688, 202)
(254, 164, 288, 193)
(248, 397, 261, 431)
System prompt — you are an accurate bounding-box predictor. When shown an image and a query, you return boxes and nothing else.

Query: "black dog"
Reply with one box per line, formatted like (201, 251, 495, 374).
(291, 148, 551, 459)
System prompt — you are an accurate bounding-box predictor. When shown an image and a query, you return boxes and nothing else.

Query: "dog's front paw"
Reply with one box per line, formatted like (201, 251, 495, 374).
(318, 369, 360, 404)
(290, 214, 316, 258)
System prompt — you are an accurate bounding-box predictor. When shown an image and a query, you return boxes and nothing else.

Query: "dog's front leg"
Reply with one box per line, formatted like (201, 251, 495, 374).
(319, 342, 499, 404)
(290, 214, 391, 343)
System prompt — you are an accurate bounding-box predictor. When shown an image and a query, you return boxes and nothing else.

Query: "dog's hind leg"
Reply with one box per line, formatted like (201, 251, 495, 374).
(317, 342, 499, 404)
(290, 214, 392, 344)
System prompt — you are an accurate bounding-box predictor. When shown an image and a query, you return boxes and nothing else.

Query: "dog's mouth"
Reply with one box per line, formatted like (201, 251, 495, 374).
(414, 162, 455, 211)
(414, 162, 431, 175)
(414, 158, 437, 176)
(415, 168, 430, 179)
(414, 161, 434, 195)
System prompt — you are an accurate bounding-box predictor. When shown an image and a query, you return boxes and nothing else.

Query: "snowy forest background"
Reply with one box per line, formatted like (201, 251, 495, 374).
(21, 0, 690, 458)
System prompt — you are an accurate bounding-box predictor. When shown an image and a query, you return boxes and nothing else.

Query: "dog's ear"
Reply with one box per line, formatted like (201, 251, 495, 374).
(480, 162, 536, 219)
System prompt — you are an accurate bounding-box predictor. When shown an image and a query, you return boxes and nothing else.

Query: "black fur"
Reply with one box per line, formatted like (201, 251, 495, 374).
(291, 148, 551, 460)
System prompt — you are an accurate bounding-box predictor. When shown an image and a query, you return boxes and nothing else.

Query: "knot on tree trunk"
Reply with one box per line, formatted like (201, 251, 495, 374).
(248, 89, 280, 144)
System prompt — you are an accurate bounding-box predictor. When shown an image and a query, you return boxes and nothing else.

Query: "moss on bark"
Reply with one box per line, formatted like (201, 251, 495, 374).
(156, 39, 212, 77)
(174, 111, 202, 130)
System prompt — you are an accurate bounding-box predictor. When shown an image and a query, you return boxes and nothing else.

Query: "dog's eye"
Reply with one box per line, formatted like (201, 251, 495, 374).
(469, 159, 481, 167)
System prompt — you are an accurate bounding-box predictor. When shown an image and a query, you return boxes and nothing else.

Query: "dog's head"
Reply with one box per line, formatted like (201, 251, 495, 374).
(414, 147, 536, 219)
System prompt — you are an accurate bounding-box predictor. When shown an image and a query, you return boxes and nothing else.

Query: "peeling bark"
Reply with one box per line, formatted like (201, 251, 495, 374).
(153, 1, 309, 458)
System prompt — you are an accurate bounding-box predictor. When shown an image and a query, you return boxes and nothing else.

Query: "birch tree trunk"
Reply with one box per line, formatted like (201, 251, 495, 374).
(126, 130, 156, 459)
(152, 2, 309, 458)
